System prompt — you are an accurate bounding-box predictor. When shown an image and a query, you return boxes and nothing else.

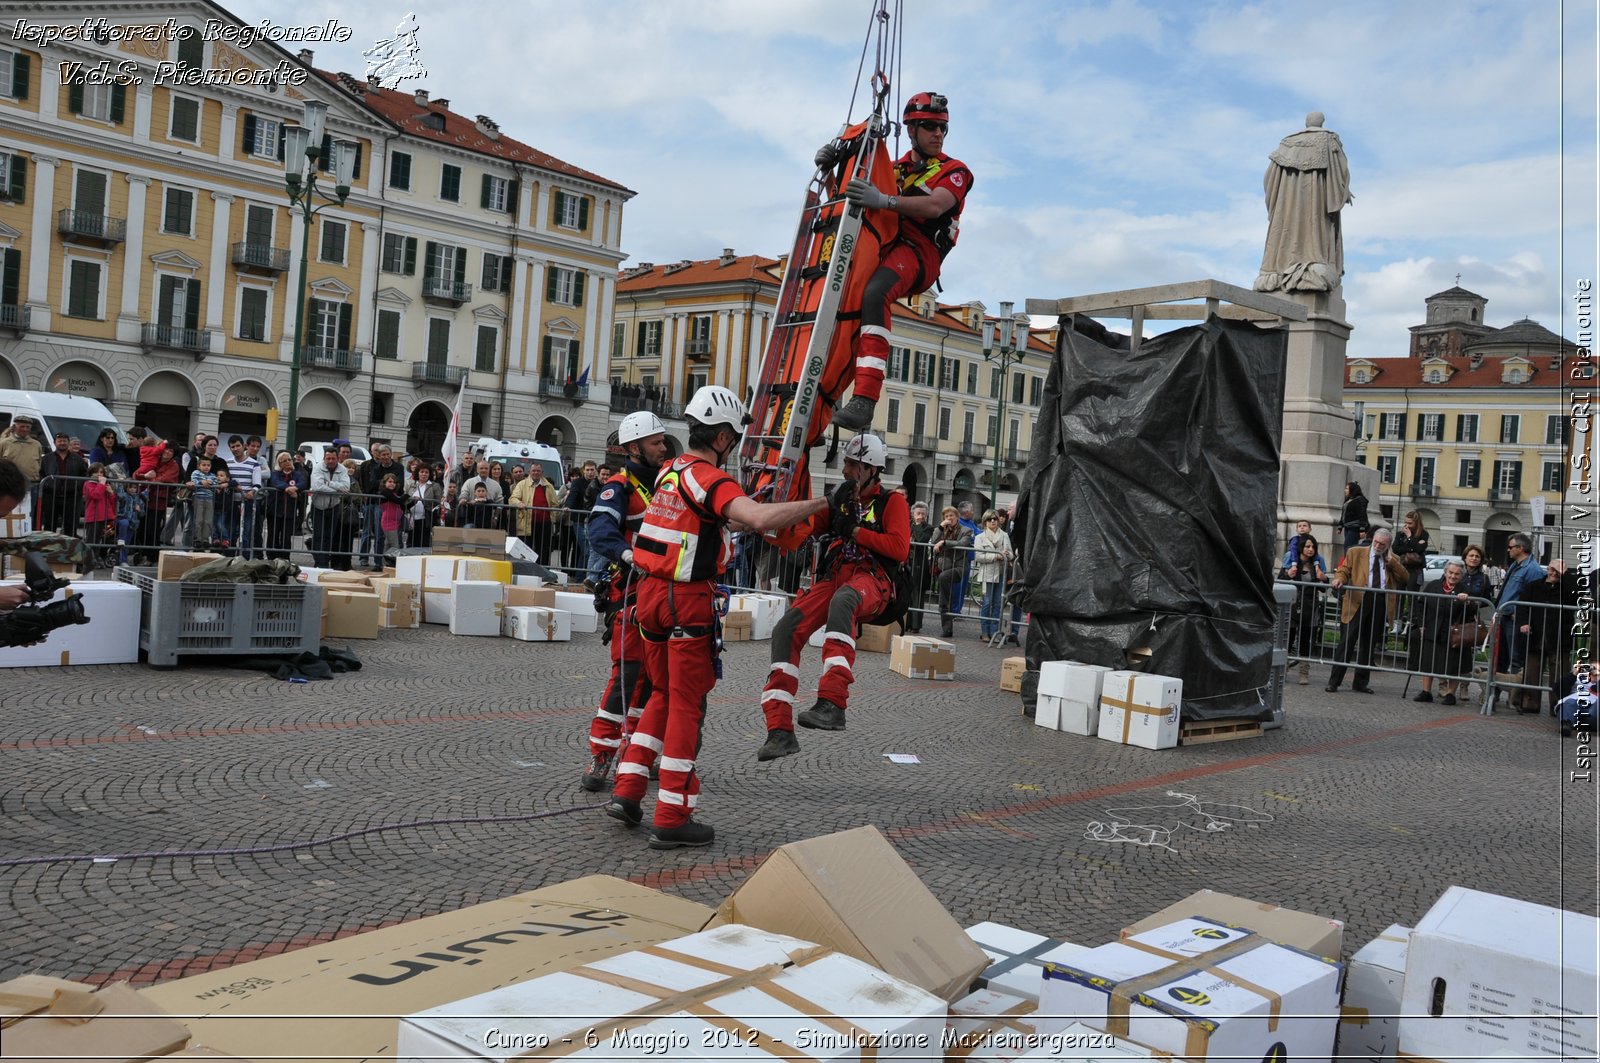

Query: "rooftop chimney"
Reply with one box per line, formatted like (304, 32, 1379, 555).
(720, 247, 736, 266)
(413, 88, 429, 106)
(435, 98, 450, 109)
(474, 115, 500, 140)
(297, 48, 314, 65)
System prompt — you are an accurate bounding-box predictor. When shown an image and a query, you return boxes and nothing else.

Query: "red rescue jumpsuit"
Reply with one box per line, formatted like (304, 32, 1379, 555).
(613, 455, 746, 829)
(585, 463, 655, 762)
(761, 485, 910, 728)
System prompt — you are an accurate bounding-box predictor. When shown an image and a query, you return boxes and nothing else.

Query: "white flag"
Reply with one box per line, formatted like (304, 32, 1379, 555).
(439, 377, 467, 471)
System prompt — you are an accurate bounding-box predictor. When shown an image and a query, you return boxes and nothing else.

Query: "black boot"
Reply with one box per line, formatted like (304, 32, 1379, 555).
(580, 752, 613, 792)
(604, 796, 642, 827)
(757, 729, 800, 761)
(830, 396, 876, 432)
(649, 818, 715, 849)
(797, 698, 847, 731)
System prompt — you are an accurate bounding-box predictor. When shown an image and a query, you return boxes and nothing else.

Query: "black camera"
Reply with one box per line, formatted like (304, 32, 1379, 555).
(0, 552, 90, 647)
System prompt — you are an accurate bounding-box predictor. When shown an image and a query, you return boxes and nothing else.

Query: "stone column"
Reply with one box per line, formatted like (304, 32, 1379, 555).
(24, 155, 59, 330)
(523, 257, 546, 374)
(593, 273, 615, 386)
(1277, 287, 1379, 547)
(205, 192, 233, 354)
(281, 210, 306, 364)
(117, 174, 151, 343)
(356, 220, 378, 354)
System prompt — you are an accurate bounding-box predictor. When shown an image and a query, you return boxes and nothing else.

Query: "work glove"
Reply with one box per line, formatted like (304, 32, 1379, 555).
(845, 178, 892, 211)
(814, 141, 841, 170)
(830, 505, 859, 541)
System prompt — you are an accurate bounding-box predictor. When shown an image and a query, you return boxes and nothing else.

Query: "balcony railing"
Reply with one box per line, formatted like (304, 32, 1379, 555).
(141, 322, 210, 353)
(1410, 484, 1439, 500)
(1005, 445, 1025, 465)
(910, 434, 939, 453)
(421, 277, 472, 304)
(231, 241, 289, 272)
(1489, 488, 1520, 504)
(538, 376, 590, 402)
(957, 440, 985, 460)
(412, 362, 468, 386)
(58, 209, 126, 243)
(303, 346, 363, 373)
(686, 339, 711, 358)
(0, 304, 29, 332)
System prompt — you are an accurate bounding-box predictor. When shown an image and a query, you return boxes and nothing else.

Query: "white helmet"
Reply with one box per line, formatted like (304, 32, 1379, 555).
(842, 432, 887, 468)
(685, 385, 749, 434)
(617, 410, 666, 445)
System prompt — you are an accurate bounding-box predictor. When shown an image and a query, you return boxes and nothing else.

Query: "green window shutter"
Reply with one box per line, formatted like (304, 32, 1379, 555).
(68, 82, 84, 115)
(3, 248, 21, 307)
(570, 340, 580, 376)
(507, 181, 519, 214)
(546, 269, 558, 302)
(110, 82, 126, 124)
(403, 237, 417, 275)
(636, 325, 646, 356)
(240, 113, 256, 153)
(552, 190, 564, 223)
(480, 174, 491, 209)
(453, 247, 466, 284)
(14, 54, 29, 100)
(572, 271, 585, 307)
(184, 279, 200, 331)
(316, 133, 331, 172)
(337, 303, 352, 350)
(541, 336, 553, 377)
(577, 196, 589, 230)
(8, 154, 24, 203)
(423, 241, 438, 281)
(277, 123, 286, 161)
(352, 142, 362, 179)
(480, 254, 494, 291)
(157, 275, 177, 323)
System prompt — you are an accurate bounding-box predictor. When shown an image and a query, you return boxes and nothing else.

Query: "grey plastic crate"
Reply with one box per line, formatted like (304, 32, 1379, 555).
(114, 566, 323, 668)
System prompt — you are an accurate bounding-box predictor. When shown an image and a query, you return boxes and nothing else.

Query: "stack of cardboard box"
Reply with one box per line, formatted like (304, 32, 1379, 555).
(1036, 661, 1114, 736)
(730, 592, 787, 640)
(889, 634, 956, 679)
(395, 555, 512, 625)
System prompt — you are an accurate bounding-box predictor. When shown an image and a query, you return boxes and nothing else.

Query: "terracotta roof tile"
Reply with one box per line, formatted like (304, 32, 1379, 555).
(1347, 355, 1590, 388)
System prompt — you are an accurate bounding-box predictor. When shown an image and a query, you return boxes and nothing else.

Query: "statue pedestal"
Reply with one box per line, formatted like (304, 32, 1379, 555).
(1277, 288, 1378, 548)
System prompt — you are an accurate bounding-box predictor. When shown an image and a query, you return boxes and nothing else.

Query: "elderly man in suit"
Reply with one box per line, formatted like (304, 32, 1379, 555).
(1325, 525, 1410, 694)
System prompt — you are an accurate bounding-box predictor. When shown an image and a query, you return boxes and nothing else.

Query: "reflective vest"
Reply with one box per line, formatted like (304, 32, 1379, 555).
(595, 463, 654, 546)
(633, 456, 736, 583)
(824, 486, 892, 570)
(896, 151, 971, 258)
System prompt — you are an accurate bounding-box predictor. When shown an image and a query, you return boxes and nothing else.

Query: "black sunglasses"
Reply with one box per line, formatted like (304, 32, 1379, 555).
(915, 120, 948, 133)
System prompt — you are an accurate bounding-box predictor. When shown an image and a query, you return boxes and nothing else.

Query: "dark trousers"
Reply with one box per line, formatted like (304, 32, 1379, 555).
(1328, 598, 1387, 690)
(310, 506, 338, 568)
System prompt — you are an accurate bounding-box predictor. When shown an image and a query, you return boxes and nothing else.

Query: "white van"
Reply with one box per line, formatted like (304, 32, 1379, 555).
(471, 437, 565, 485)
(0, 389, 125, 449)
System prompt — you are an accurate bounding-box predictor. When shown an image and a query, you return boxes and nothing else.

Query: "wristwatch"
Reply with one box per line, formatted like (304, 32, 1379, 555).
(888, 195, 898, 211)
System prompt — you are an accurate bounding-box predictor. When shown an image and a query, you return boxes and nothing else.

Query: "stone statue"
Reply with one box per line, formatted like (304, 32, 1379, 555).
(1254, 112, 1352, 293)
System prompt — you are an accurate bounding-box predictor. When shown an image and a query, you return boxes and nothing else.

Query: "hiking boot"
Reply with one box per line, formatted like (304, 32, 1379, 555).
(830, 396, 876, 432)
(797, 698, 846, 731)
(1439, 693, 1457, 706)
(649, 818, 715, 850)
(604, 796, 642, 827)
(580, 752, 613, 792)
(1413, 690, 1433, 703)
(757, 729, 800, 762)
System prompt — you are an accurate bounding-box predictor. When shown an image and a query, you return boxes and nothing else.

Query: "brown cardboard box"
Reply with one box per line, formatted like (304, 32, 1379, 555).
(141, 876, 710, 1063)
(706, 825, 988, 1003)
(857, 622, 898, 653)
(1000, 656, 1027, 692)
(316, 570, 373, 589)
(366, 577, 418, 609)
(5, 981, 190, 1062)
(505, 585, 558, 609)
(723, 610, 753, 642)
(323, 591, 380, 640)
(156, 551, 224, 581)
(379, 602, 419, 630)
(1120, 889, 1345, 960)
(430, 526, 507, 559)
(0, 974, 97, 1027)
(889, 634, 956, 680)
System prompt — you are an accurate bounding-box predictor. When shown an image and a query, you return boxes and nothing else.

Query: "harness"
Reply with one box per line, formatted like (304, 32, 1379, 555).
(897, 152, 969, 259)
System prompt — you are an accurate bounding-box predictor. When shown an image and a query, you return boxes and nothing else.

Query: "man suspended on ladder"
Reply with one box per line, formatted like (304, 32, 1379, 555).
(827, 91, 974, 432)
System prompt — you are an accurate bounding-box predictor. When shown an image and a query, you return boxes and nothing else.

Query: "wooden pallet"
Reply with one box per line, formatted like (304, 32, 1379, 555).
(1180, 717, 1264, 745)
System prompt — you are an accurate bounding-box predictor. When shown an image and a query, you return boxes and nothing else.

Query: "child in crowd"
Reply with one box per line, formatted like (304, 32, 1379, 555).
(211, 466, 233, 550)
(82, 463, 117, 565)
(378, 472, 405, 562)
(189, 455, 218, 548)
(463, 482, 492, 529)
(116, 483, 146, 564)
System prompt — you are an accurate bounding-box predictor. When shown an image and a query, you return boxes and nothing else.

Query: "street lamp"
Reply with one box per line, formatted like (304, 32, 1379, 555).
(982, 300, 1025, 510)
(282, 99, 356, 453)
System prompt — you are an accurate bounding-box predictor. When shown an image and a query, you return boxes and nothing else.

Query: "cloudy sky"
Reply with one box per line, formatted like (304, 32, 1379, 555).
(245, 0, 1597, 362)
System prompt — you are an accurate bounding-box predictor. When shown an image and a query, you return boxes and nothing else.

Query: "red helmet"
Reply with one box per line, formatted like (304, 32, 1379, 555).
(904, 91, 949, 125)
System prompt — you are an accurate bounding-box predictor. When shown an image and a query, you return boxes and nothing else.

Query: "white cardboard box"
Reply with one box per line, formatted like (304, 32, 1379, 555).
(1037, 916, 1340, 1063)
(1398, 887, 1598, 1062)
(0, 579, 140, 667)
(732, 592, 786, 640)
(1097, 670, 1182, 750)
(967, 922, 1090, 1002)
(1036, 693, 1097, 736)
(1335, 925, 1409, 1063)
(1014, 1022, 1162, 1060)
(398, 924, 947, 1062)
(448, 580, 504, 637)
(947, 987, 1040, 1062)
(1039, 661, 1113, 736)
(396, 555, 512, 624)
(502, 605, 572, 642)
(551, 590, 599, 634)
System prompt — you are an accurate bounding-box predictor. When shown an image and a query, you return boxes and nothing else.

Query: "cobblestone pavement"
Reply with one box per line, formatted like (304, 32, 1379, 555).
(1, 615, 1594, 987)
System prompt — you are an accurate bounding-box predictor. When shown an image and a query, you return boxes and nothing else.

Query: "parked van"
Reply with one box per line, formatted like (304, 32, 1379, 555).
(471, 437, 565, 485)
(0, 389, 125, 450)
(298, 441, 373, 467)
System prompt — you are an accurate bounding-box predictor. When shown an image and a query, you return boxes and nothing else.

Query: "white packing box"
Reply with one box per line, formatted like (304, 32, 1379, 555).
(503, 536, 537, 562)
(1013, 1022, 1163, 1060)
(448, 580, 504, 637)
(1097, 670, 1182, 750)
(0, 579, 140, 667)
(967, 921, 1090, 1001)
(1335, 925, 1409, 1063)
(1037, 916, 1341, 1063)
(732, 592, 786, 640)
(551, 590, 599, 633)
(946, 987, 1040, 1062)
(1036, 693, 1096, 736)
(396, 554, 512, 624)
(1039, 661, 1113, 736)
(1397, 887, 1598, 1062)
(502, 605, 572, 642)
(398, 923, 947, 1062)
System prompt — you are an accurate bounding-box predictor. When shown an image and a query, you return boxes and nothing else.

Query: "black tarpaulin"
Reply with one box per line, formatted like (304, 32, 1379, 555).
(1015, 313, 1287, 720)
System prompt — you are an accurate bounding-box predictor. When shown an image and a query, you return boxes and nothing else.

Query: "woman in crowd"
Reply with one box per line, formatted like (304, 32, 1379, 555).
(1458, 543, 1495, 600)
(486, 462, 509, 531)
(407, 464, 442, 548)
(930, 505, 972, 639)
(1339, 481, 1369, 548)
(973, 509, 1013, 641)
(266, 450, 307, 560)
(1281, 533, 1329, 684)
(88, 428, 125, 475)
(1393, 510, 1431, 593)
(1409, 559, 1478, 706)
